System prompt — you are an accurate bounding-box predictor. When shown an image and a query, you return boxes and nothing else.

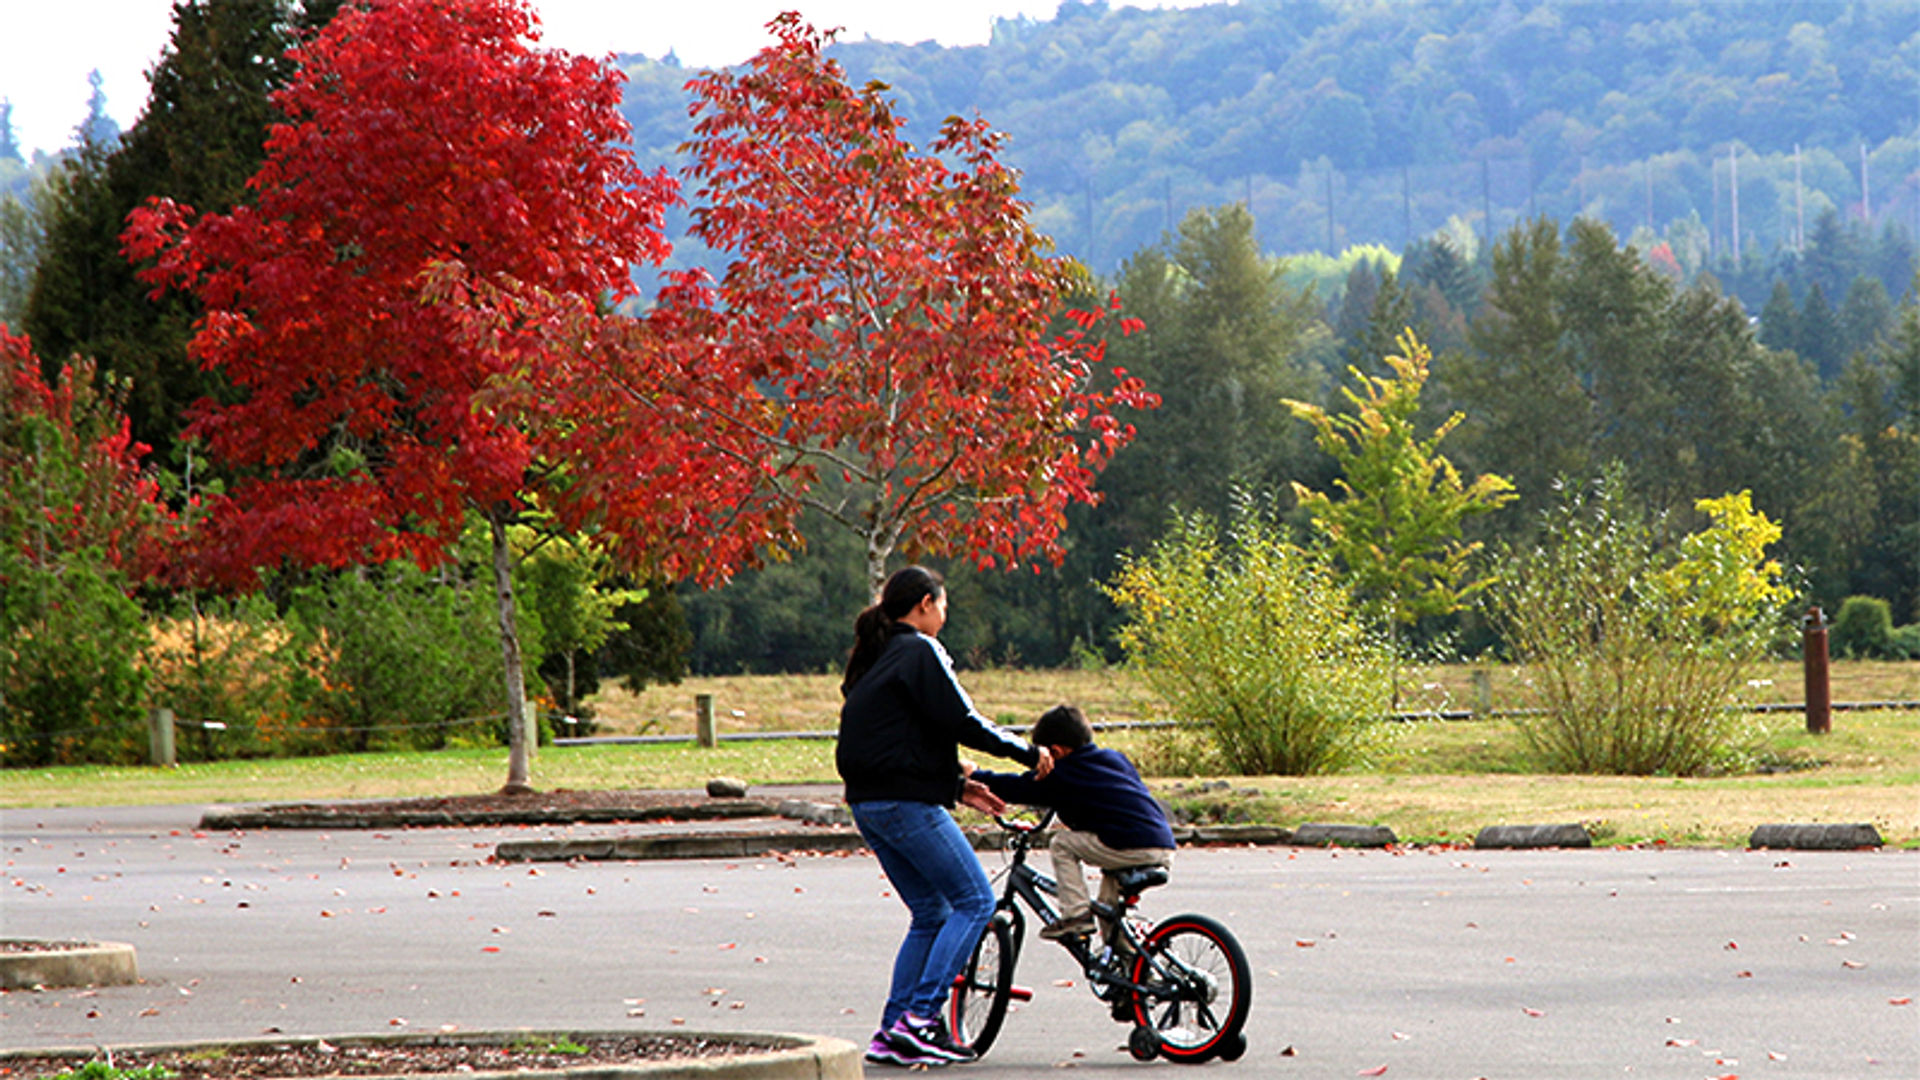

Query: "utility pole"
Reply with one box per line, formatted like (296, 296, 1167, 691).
(1085, 177, 1096, 270)
(1403, 165, 1412, 249)
(1325, 166, 1336, 253)
(1644, 160, 1654, 232)
(1730, 146, 1741, 266)
(1795, 144, 1804, 253)
(1481, 157, 1492, 249)
(1711, 158, 1720, 262)
(1861, 143, 1871, 224)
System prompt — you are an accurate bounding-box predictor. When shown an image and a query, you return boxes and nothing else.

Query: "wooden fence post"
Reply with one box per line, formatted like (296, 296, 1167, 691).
(148, 707, 176, 767)
(695, 693, 717, 749)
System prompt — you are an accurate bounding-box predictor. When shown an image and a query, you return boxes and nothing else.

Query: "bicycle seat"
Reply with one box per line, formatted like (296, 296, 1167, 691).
(1109, 865, 1168, 894)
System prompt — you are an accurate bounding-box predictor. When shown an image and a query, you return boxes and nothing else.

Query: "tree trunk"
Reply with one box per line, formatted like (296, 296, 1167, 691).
(864, 529, 893, 603)
(490, 506, 535, 795)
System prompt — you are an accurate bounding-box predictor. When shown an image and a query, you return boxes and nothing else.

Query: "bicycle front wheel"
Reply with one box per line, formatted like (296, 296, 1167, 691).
(948, 912, 1016, 1056)
(1126, 912, 1252, 1063)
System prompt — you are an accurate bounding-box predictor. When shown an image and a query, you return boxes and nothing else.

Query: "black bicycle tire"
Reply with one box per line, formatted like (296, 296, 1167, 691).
(1126, 912, 1253, 1063)
(949, 914, 1016, 1056)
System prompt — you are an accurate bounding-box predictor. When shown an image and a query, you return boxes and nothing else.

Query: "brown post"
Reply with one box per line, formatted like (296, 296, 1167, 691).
(695, 693, 717, 749)
(147, 707, 177, 768)
(1803, 607, 1831, 735)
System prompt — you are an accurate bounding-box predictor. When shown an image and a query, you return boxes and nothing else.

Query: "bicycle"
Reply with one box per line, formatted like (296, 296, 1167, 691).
(948, 809, 1252, 1064)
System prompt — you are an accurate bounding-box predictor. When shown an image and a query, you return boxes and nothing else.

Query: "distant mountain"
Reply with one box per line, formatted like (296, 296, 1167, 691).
(615, 0, 1918, 277)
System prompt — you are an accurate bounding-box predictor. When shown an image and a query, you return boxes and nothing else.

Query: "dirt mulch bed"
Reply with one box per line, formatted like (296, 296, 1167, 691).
(200, 787, 842, 830)
(2, 1034, 775, 1078)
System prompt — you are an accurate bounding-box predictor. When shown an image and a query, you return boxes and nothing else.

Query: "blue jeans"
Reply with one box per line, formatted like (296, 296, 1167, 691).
(851, 799, 996, 1030)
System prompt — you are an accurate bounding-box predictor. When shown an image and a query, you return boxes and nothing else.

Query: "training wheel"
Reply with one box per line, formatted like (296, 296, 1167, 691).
(1217, 1030, 1248, 1061)
(1128, 1025, 1160, 1062)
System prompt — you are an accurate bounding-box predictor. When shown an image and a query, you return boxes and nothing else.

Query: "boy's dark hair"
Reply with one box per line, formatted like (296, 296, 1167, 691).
(1031, 704, 1093, 749)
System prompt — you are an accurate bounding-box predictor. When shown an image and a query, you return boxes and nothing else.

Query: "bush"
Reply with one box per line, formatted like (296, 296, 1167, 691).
(1830, 595, 1898, 659)
(1489, 475, 1791, 776)
(141, 594, 328, 760)
(287, 561, 545, 752)
(1105, 495, 1395, 776)
(1893, 624, 1920, 661)
(1, 556, 149, 766)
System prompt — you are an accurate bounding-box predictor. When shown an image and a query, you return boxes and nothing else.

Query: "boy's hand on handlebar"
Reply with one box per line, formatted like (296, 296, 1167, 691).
(959, 778, 1007, 816)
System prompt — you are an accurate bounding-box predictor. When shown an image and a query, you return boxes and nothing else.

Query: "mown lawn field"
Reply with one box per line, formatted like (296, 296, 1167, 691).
(6, 664, 1915, 848)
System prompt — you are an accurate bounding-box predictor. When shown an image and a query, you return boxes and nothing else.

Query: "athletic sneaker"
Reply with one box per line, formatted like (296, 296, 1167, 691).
(866, 1032, 945, 1068)
(1039, 913, 1096, 941)
(887, 1012, 977, 1063)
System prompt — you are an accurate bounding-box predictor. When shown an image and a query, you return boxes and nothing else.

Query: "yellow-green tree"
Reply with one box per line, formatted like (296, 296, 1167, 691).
(1284, 330, 1515, 648)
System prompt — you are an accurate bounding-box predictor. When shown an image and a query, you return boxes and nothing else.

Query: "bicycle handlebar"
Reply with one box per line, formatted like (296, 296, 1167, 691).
(993, 807, 1058, 833)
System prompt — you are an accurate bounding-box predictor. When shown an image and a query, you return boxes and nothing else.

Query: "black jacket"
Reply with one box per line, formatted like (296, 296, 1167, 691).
(837, 626, 1037, 806)
(973, 742, 1176, 851)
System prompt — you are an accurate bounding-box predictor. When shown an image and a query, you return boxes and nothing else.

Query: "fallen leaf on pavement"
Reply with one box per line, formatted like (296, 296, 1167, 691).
(1358, 1066, 1388, 1077)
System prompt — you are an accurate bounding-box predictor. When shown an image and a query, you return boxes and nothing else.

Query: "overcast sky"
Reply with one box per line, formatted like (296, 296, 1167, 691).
(2, 1, 1213, 160)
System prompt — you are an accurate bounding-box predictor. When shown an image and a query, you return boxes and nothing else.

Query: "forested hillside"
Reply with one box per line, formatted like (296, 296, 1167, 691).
(2, 0, 1914, 689)
(617, 0, 1917, 293)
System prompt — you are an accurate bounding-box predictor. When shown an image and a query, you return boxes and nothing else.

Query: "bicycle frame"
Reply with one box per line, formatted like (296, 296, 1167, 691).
(982, 812, 1169, 1003)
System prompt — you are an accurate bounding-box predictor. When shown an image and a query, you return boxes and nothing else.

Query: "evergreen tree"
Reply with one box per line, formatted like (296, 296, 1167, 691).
(1839, 275, 1895, 359)
(23, 1, 337, 465)
(1097, 202, 1323, 563)
(1452, 216, 1585, 524)
(1796, 280, 1846, 381)
(1348, 266, 1414, 376)
(77, 71, 123, 150)
(1758, 279, 1799, 353)
(1332, 257, 1381, 347)
(1802, 209, 1866, 303)
(0, 101, 20, 164)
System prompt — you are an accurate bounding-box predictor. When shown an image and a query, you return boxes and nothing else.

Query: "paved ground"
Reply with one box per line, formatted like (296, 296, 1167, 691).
(3, 802, 1916, 1078)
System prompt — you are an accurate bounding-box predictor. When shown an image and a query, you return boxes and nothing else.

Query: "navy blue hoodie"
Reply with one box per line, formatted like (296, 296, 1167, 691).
(837, 626, 1037, 806)
(973, 743, 1176, 851)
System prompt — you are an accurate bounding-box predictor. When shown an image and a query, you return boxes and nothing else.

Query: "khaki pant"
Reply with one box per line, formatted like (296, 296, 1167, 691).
(1049, 828, 1173, 941)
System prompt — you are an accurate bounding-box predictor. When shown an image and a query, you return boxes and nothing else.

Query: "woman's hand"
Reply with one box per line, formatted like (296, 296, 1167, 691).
(959, 778, 1007, 816)
(1033, 745, 1055, 780)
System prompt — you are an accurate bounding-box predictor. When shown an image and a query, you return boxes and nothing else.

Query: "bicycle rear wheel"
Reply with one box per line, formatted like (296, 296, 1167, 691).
(1126, 913, 1252, 1063)
(948, 912, 1016, 1056)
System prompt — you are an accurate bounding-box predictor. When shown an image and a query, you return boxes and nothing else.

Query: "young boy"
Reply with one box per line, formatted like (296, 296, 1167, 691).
(966, 704, 1176, 943)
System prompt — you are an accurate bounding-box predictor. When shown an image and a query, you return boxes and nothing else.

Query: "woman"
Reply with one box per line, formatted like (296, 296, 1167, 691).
(838, 565, 1051, 1068)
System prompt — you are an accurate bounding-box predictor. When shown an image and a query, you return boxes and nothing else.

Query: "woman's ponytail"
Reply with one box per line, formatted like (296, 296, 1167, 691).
(841, 565, 945, 695)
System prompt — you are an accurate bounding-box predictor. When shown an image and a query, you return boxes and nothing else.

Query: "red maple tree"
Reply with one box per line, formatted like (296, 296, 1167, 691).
(1, 327, 173, 582)
(122, 0, 709, 791)
(636, 15, 1156, 595)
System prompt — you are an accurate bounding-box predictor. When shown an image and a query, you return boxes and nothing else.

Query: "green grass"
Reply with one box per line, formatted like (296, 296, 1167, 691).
(5, 668, 1914, 849)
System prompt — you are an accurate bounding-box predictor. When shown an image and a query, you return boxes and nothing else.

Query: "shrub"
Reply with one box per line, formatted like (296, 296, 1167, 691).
(287, 561, 545, 752)
(1830, 595, 1897, 659)
(1, 555, 149, 766)
(1105, 495, 1395, 775)
(141, 595, 326, 761)
(1489, 475, 1792, 776)
(1893, 624, 1920, 661)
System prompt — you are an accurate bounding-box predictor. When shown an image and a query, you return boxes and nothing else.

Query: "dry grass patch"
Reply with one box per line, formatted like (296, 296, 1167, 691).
(585, 667, 1144, 735)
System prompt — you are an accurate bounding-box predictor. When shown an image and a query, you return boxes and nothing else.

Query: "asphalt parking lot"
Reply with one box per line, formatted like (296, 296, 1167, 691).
(4, 803, 1915, 1078)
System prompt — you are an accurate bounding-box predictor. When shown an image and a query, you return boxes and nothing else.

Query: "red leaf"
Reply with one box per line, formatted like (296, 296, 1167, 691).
(1358, 1067, 1388, 1076)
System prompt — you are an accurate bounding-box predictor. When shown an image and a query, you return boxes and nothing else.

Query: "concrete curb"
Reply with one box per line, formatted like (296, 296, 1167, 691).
(1749, 823, 1883, 850)
(1291, 823, 1398, 848)
(498, 831, 868, 863)
(0, 1030, 862, 1080)
(0, 940, 138, 990)
(201, 801, 782, 831)
(498, 819, 1301, 863)
(1475, 823, 1594, 849)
